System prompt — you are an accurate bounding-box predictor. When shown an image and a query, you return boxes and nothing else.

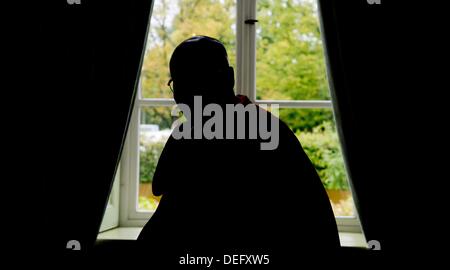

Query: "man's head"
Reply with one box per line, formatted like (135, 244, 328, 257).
(169, 36, 235, 106)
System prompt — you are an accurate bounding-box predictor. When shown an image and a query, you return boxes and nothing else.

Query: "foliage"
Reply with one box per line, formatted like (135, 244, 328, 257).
(139, 139, 166, 183)
(297, 121, 349, 190)
(141, 107, 173, 130)
(256, 0, 330, 102)
(280, 108, 333, 133)
(256, 0, 333, 132)
(141, 0, 236, 126)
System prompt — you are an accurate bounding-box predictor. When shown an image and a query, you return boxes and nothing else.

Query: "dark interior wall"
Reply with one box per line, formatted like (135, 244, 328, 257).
(39, 0, 154, 254)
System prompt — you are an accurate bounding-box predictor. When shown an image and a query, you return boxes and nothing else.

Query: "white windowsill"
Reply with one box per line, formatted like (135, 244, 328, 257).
(97, 227, 368, 248)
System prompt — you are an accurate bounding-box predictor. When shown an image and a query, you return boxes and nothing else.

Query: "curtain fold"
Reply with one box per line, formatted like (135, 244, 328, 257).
(41, 0, 154, 254)
(318, 0, 392, 246)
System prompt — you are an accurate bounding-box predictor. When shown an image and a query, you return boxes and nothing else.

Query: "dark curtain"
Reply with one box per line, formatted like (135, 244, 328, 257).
(39, 0, 154, 255)
(318, 0, 401, 249)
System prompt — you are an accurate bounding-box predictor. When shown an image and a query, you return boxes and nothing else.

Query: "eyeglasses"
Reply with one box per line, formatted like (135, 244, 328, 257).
(167, 78, 174, 93)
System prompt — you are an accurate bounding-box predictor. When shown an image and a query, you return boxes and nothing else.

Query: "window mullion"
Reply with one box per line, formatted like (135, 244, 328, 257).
(247, 0, 257, 102)
(236, 0, 244, 96)
(255, 100, 332, 109)
(236, 0, 256, 101)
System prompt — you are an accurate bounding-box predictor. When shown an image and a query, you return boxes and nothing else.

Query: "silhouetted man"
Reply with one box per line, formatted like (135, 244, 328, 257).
(138, 36, 339, 262)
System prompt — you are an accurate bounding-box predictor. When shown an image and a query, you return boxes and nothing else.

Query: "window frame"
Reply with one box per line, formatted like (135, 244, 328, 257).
(99, 165, 120, 232)
(118, 0, 362, 232)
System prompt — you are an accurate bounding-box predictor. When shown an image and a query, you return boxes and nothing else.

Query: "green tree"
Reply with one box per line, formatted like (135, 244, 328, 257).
(297, 122, 348, 190)
(141, 0, 236, 126)
(140, 139, 166, 183)
(256, 0, 332, 131)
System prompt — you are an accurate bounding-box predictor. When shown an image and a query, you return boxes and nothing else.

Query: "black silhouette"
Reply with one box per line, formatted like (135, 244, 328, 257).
(137, 36, 339, 259)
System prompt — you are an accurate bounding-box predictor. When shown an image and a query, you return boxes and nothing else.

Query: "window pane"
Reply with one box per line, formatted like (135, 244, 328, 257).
(278, 108, 355, 217)
(256, 0, 330, 100)
(141, 0, 236, 99)
(138, 106, 174, 211)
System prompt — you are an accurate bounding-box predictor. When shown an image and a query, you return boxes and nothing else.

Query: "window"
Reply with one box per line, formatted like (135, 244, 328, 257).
(117, 0, 361, 232)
